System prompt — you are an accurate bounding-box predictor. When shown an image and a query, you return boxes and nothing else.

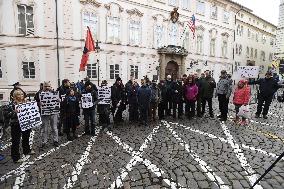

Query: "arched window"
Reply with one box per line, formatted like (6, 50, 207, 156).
(83, 12, 98, 38)
(196, 34, 203, 54)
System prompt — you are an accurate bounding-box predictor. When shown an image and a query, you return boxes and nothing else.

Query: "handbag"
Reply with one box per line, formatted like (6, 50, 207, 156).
(237, 105, 250, 119)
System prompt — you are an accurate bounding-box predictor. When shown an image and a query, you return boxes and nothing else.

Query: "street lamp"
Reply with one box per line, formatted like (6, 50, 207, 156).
(96, 40, 101, 86)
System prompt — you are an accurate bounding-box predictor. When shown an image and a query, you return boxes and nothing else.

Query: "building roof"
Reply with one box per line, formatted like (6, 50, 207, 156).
(229, 0, 277, 28)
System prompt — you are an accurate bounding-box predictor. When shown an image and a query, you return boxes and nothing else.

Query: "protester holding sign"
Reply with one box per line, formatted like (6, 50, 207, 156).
(81, 83, 97, 136)
(62, 88, 80, 141)
(36, 82, 60, 148)
(97, 80, 111, 131)
(6, 89, 34, 163)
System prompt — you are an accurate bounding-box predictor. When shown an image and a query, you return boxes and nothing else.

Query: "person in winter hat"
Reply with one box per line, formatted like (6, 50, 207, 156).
(233, 80, 250, 125)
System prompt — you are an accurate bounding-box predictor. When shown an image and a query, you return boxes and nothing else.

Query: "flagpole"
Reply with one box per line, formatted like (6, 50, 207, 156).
(55, 0, 60, 87)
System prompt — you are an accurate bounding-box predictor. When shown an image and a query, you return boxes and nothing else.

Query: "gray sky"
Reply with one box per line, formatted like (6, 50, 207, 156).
(234, 0, 280, 26)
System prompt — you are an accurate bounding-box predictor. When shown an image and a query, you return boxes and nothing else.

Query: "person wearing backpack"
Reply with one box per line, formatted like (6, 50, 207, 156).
(149, 80, 160, 121)
(185, 75, 199, 119)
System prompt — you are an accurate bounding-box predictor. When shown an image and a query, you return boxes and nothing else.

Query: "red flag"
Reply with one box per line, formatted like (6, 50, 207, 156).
(79, 27, 96, 71)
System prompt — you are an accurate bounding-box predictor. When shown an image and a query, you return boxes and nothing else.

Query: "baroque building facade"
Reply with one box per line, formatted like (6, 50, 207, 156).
(0, 0, 276, 101)
(234, 6, 277, 78)
(275, 0, 284, 73)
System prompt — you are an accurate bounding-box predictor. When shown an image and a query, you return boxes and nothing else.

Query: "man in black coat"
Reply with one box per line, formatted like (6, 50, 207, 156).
(171, 79, 183, 119)
(57, 79, 70, 135)
(165, 75, 173, 116)
(111, 77, 126, 125)
(251, 71, 282, 119)
(137, 79, 151, 127)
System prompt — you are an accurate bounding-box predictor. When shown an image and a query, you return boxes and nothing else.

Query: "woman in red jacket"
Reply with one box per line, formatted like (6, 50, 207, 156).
(233, 80, 250, 125)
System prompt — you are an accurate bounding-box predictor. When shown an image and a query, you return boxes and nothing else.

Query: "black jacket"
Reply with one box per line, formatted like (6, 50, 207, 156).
(252, 77, 280, 97)
(170, 81, 183, 103)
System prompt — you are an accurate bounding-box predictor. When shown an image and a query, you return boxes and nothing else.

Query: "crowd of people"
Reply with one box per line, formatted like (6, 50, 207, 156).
(1, 70, 283, 163)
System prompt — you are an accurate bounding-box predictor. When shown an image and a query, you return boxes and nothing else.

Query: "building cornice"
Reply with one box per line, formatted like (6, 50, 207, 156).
(104, 2, 124, 12)
(79, 0, 101, 7)
(236, 19, 276, 37)
(126, 8, 144, 17)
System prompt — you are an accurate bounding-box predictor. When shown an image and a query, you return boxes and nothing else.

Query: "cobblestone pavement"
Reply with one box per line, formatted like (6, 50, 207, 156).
(0, 100, 284, 189)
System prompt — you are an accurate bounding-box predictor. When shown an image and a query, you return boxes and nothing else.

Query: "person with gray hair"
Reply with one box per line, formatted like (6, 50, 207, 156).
(35, 81, 59, 148)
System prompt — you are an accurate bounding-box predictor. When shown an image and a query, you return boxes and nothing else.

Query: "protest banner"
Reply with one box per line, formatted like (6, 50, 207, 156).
(237, 66, 259, 78)
(81, 93, 93, 108)
(98, 86, 111, 104)
(16, 101, 42, 131)
(39, 91, 60, 115)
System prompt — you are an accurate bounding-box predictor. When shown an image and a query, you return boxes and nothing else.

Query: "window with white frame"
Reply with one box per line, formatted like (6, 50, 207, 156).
(169, 23, 178, 45)
(130, 65, 139, 79)
(168, 0, 178, 6)
(250, 48, 253, 58)
(87, 63, 97, 78)
(223, 10, 230, 23)
(154, 25, 164, 48)
(240, 26, 243, 36)
(239, 44, 242, 55)
(247, 29, 251, 38)
(255, 49, 257, 59)
(262, 35, 266, 44)
(196, 34, 203, 54)
(261, 51, 265, 61)
(210, 39, 216, 56)
(129, 20, 141, 46)
(256, 33, 259, 42)
(0, 94, 3, 100)
(270, 38, 274, 46)
(22, 61, 35, 78)
(17, 4, 34, 36)
(0, 60, 2, 78)
(237, 25, 241, 35)
(222, 40, 228, 58)
(110, 64, 120, 79)
(210, 4, 218, 19)
(183, 32, 189, 50)
(196, 1, 205, 15)
(107, 17, 120, 43)
(83, 12, 98, 38)
(181, 0, 190, 10)
(234, 62, 240, 71)
(246, 47, 249, 57)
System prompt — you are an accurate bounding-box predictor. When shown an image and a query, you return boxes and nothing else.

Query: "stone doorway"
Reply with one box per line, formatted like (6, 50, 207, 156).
(165, 61, 179, 80)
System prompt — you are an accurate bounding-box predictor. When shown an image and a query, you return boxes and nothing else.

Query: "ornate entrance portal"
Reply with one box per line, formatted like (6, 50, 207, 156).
(157, 45, 188, 80)
(165, 61, 179, 80)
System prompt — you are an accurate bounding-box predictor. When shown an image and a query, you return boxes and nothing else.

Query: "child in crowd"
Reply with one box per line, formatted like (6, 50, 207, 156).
(62, 88, 80, 140)
(233, 80, 251, 125)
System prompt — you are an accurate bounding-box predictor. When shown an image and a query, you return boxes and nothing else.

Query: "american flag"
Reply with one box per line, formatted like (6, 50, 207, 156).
(187, 14, 196, 38)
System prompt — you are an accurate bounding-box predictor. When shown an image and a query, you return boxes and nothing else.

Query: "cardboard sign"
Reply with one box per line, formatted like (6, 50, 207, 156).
(237, 66, 259, 78)
(40, 91, 60, 115)
(16, 101, 42, 131)
(61, 94, 66, 101)
(81, 93, 93, 108)
(98, 86, 111, 105)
